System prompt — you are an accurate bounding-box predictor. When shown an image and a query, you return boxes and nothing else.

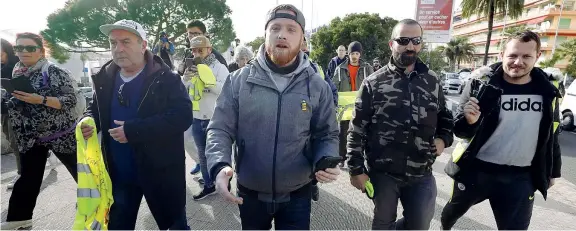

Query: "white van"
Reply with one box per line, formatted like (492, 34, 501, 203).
(560, 81, 576, 131)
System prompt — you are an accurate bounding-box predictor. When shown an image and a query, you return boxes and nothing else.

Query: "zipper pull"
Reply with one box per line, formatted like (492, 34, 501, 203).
(301, 100, 308, 111)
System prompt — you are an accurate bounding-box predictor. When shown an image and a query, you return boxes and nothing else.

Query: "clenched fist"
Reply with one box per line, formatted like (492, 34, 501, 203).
(463, 97, 481, 125)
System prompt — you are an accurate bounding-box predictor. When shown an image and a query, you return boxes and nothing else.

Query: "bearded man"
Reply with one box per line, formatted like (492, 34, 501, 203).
(346, 19, 454, 230)
(204, 4, 340, 230)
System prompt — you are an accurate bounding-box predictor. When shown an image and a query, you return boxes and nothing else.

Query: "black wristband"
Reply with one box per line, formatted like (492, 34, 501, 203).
(349, 166, 366, 176)
(42, 96, 48, 105)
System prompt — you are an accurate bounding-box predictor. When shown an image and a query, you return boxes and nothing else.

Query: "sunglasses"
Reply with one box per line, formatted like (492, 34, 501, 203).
(14, 45, 42, 53)
(191, 48, 208, 53)
(117, 83, 129, 107)
(393, 37, 423, 46)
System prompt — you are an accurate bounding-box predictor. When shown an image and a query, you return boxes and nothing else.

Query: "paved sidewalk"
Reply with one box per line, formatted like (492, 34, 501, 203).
(1, 142, 575, 230)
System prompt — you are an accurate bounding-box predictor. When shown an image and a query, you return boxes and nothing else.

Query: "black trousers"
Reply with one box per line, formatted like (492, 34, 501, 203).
(441, 170, 535, 230)
(338, 121, 349, 162)
(7, 145, 77, 221)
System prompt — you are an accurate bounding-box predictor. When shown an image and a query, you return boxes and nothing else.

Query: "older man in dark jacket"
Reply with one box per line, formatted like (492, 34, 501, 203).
(81, 19, 192, 230)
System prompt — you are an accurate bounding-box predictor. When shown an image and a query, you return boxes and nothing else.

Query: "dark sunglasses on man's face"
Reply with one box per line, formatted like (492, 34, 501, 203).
(393, 37, 423, 46)
(14, 45, 42, 53)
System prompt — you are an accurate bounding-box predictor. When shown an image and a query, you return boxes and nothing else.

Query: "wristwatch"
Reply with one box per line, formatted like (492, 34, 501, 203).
(42, 96, 48, 105)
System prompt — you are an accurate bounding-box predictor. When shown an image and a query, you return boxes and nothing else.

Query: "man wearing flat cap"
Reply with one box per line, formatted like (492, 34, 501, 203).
(205, 4, 340, 230)
(81, 19, 192, 230)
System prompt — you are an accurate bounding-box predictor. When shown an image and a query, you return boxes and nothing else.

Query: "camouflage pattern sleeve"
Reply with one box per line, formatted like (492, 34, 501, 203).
(435, 81, 454, 147)
(346, 80, 375, 175)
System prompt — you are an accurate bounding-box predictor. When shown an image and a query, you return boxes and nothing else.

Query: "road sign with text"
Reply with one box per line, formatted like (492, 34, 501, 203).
(415, 0, 454, 43)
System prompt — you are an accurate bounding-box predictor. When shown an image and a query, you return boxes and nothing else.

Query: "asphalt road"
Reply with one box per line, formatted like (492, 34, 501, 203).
(446, 94, 576, 184)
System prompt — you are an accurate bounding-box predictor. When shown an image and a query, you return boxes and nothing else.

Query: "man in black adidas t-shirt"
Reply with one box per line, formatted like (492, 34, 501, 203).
(441, 31, 562, 230)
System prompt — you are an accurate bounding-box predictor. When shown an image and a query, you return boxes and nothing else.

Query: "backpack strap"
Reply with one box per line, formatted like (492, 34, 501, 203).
(41, 62, 54, 88)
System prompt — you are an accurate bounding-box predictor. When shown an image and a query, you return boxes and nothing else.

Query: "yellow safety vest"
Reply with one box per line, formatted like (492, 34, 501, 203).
(450, 79, 561, 164)
(337, 91, 357, 121)
(73, 117, 113, 230)
(188, 64, 216, 111)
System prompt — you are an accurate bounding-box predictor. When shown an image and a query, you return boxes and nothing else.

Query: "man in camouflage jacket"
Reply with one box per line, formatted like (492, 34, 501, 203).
(346, 19, 454, 230)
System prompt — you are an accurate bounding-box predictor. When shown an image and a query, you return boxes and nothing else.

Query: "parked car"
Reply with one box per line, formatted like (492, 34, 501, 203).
(79, 87, 93, 105)
(443, 73, 463, 95)
(560, 81, 576, 131)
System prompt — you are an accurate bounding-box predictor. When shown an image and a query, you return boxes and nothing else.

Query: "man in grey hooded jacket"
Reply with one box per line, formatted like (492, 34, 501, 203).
(205, 4, 340, 230)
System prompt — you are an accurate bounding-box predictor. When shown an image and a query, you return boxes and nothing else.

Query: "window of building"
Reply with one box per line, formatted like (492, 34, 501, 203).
(559, 18, 571, 29)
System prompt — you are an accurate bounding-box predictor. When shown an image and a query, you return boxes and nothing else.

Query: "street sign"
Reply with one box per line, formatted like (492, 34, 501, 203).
(83, 67, 88, 73)
(415, 0, 454, 43)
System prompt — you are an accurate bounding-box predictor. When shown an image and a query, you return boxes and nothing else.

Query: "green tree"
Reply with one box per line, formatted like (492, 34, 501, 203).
(540, 39, 576, 77)
(420, 45, 449, 75)
(247, 36, 265, 52)
(461, 0, 524, 65)
(437, 37, 475, 71)
(41, 0, 235, 62)
(309, 13, 397, 70)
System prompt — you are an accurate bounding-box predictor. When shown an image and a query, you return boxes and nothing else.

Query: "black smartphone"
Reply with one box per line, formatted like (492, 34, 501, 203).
(1, 78, 15, 93)
(476, 82, 503, 113)
(1, 78, 36, 94)
(315, 156, 343, 172)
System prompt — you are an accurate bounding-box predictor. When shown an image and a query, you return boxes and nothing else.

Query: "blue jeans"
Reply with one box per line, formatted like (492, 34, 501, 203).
(108, 181, 189, 230)
(191, 118, 213, 188)
(237, 186, 312, 230)
(371, 173, 437, 230)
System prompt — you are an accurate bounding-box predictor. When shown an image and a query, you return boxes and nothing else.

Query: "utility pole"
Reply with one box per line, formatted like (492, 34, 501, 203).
(552, 0, 566, 56)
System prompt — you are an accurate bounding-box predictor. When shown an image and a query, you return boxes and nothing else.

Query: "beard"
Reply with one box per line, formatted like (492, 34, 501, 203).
(266, 45, 300, 67)
(393, 50, 418, 67)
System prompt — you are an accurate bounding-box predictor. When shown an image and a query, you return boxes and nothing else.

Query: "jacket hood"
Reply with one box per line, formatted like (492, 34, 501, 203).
(95, 50, 168, 80)
(256, 43, 310, 77)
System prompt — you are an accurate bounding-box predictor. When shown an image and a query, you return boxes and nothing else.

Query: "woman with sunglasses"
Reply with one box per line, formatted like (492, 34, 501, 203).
(1, 33, 78, 230)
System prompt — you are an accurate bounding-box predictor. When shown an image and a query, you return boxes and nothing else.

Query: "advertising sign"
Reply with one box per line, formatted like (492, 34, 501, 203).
(415, 0, 454, 43)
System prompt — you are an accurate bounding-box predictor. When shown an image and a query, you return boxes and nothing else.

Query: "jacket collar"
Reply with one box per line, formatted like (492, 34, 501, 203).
(338, 59, 369, 70)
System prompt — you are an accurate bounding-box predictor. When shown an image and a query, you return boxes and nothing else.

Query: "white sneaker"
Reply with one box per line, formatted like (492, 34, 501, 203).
(7, 175, 20, 189)
(0, 219, 32, 230)
(46, 152, 59, 170)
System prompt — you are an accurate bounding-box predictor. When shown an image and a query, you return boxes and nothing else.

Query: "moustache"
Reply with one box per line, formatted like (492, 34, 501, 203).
(403, 51, 416, 55)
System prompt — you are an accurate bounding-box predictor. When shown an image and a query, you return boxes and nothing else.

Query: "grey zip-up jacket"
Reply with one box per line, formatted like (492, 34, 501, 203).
(332, 59, 373, 92)
(205, 47, 339, 202)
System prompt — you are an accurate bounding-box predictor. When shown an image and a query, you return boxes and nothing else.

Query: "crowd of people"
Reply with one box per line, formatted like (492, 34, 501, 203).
(0, 3, 564, 230)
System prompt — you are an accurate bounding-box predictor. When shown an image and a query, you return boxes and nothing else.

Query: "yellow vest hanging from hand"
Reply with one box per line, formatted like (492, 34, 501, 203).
(188, 64, 216, 111)
(73, 117, 113, 230)
(337, 91, 357, 121)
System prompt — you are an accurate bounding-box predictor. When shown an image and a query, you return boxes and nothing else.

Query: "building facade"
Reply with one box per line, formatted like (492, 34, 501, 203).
(452, 0, 576, 70)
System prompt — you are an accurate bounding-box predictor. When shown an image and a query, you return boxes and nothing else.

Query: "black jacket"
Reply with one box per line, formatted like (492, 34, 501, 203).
(85, 51, 193, 208)
(447, 63, 562, 199)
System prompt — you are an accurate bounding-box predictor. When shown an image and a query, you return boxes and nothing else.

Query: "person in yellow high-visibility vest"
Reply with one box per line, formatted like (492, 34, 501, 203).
(184, 36, 229, 200)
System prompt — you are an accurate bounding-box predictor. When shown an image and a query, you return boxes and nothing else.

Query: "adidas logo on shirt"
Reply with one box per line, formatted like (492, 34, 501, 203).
(501, 96, 542, 112)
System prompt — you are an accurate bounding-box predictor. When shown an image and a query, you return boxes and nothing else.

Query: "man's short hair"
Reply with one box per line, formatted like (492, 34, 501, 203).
(390, 19, 424, 40)
(502, 30, 541, 53)
(186, 20, 207, 33)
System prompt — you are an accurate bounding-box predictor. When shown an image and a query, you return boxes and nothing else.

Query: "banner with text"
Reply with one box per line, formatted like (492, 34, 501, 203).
(415, 0, 454, 43)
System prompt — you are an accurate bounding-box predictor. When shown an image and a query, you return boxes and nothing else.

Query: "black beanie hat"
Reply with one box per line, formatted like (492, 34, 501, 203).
(348, 41, 362, 54)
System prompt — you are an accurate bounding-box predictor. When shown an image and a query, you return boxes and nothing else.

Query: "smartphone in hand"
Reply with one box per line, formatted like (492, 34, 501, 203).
(315, 156, 343, 172)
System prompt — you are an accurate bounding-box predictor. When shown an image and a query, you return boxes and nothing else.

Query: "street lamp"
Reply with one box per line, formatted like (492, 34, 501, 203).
(551, 0, 566, 56)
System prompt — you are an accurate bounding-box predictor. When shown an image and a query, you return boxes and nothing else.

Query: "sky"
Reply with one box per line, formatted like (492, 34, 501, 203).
(0, 0, 463, 43)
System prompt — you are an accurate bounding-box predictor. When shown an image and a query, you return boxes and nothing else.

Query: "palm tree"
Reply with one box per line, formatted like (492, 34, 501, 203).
(461, 0, 525, 65)
(437, 37, 476, 71)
